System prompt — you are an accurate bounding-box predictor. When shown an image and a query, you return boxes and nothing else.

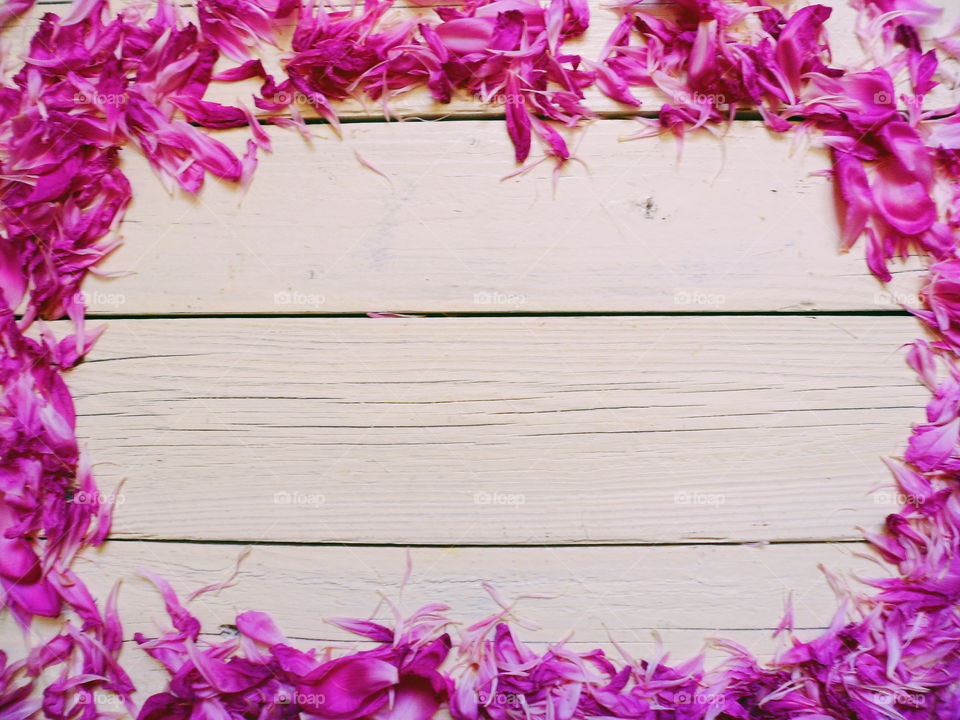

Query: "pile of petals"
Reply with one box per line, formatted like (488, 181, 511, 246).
(0, 0, 267, 713)
(131, 577, 720, 720)
(135, 574, 452, 720)
(2, 0, 960, 718)
(0, 311, 109, 624)
(597, 0, 960, 281)
(199, 0, 596, 165)
(0, 0, 269, 632)
(0, 584, 135, 719)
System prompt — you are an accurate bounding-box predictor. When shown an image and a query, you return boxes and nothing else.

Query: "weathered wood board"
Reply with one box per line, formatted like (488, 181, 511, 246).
(66, 315, 925, 544)
(67, 123, 923, 314)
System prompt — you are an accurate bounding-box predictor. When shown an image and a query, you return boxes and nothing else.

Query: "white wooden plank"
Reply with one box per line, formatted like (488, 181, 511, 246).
(67, 315, 925, 544)
(3, 542, 875, 645)
(71, 122, 922, 314)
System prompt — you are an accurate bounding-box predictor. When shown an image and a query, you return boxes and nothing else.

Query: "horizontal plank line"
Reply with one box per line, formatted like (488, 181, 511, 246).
(158, 625, 830, 640)
(101, 537, 866, 549)
(71, 310, 915, 320)
(247, 109, 773, 125)
(227, 107, 958, 126)
(237, 108, 960, 127)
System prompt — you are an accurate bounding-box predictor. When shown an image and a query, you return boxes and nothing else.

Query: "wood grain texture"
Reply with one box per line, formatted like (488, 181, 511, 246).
(67, 315, 925, 544)
(3, 541, 875, 644)
(13, 0, 959, 117)
(68, 122, 924, 314)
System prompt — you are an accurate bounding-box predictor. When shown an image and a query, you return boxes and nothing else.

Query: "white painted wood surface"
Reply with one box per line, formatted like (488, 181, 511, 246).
(74, 123, 923, 314)
(0, 1, 940, 712)
(50, 543, 879, 639)
(69, 316, 924, 543)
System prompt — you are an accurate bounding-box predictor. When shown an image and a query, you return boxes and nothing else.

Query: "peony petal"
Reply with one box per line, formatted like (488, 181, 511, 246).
(298, 656, 399, 716)
(236, 609, 286, 645)
(872, 157, 937, 236)
(435, 18, 496, 54)
(906, 417, 960, 471)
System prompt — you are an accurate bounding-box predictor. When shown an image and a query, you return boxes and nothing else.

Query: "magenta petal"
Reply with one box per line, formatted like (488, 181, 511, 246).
(872, 158, 937, 236)
(879, 121, 933, 186)
(297, 656, 399, 716)
(0, 536, 39, 581)
(187, 646, 271, 693)
(374, 677, 442, 720)
(236, 609, 286, 645)
(883, 457, 932, 502)
(0, 240, 26, 309)
(504, 75, 531, 163)
(139, 571, 201, 638)
(272, 643, 321, 676)
(533, 119, 571, 160)
(906, 340, 938, 389)
(928, 115, 960, 149)
(435, 18, 495, 54)
(3, 576, 62, 617)
(325, 617, 395, 642)
(863, 227, 893, 282)
(687, 20, 717, 89)
(906, 417, 960, 471)
(832, 151, 874, 249)
(0, 0, 36, 30)
(775, 5, 831, 96)
(588, 60, 639, 107)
